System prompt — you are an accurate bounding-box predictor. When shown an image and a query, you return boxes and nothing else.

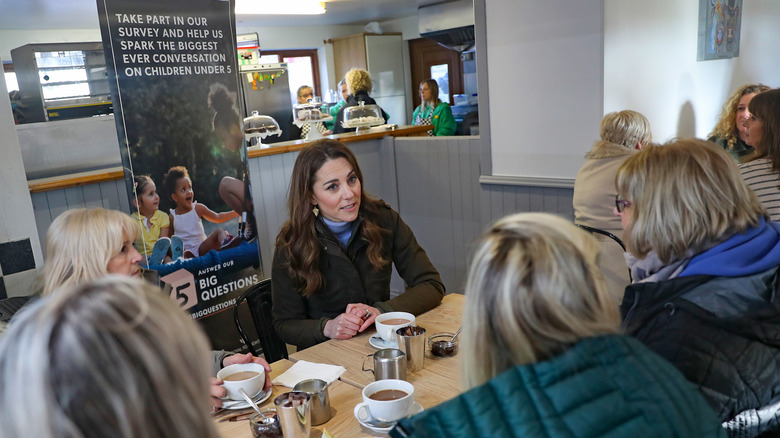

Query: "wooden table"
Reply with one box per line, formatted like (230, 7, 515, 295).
(290, 293, 465, 410)
(214, 359, 368, 437)
(216, 293, 465, 437)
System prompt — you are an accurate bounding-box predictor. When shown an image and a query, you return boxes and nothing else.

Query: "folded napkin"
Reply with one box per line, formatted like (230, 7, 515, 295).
(272, 360, 346, 388)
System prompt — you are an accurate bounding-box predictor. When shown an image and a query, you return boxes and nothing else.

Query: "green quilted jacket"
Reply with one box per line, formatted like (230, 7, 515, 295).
(391, 335, 726, 438)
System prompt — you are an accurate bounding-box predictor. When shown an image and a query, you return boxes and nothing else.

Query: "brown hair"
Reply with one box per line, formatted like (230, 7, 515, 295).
(746, 88, 780, 172)
(418, 79, 442, 108)
(709, 83, 770, 150)
(616, 139, 765, 263)
(132, 175, 154, 211)
(275, 139, 388, 296)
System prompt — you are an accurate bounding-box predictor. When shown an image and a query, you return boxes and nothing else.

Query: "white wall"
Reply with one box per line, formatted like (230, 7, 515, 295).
(2, 25, 366, 103)
(604, 0, 780, 143)
(0, 55, 43, 296)
(0, 29, 102, 61)
(485, 0, 604, 180)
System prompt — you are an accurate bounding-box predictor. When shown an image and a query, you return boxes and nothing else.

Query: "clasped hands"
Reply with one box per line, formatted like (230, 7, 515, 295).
(323, 303, 381, 340)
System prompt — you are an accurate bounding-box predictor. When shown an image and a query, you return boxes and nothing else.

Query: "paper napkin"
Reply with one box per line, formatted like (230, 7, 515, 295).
(272, 360, 346, 388)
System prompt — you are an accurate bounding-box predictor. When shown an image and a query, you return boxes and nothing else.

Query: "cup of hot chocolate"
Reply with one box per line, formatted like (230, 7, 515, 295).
(375, 312, 415, 343)
(217, 362, 266, 401)
(353, 379, 415, 423)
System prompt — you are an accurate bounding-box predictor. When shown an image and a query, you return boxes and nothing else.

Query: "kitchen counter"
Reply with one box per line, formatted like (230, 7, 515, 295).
(27, 125, 430, 193)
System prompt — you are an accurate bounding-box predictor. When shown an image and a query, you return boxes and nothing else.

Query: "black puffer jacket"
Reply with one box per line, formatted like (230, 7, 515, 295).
(621, 268, 780, 437)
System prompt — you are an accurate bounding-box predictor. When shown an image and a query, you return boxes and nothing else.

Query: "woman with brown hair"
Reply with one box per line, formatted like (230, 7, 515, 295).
(272, 139, 444, 349)
(738, 88, 780, 221)
(412, 79, 456, 136)
(708, 83, 770, 161)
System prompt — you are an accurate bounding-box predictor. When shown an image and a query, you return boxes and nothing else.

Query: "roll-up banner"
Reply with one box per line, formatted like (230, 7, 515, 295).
(97, 0, 262, 352)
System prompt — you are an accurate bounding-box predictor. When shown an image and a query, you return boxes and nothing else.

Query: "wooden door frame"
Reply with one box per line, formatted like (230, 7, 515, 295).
(261, 49, 321, 97)
(408, 38, 464, 109)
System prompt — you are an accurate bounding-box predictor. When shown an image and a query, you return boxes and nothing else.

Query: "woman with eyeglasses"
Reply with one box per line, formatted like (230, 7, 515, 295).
(573, 110, 651, 302)
(615, 139, 780, 437)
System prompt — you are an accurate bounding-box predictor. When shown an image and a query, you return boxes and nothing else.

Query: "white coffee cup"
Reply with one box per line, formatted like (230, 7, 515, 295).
(354, 379, 415, 423)
(375, 312, 415, 343)
(216, 362, 266, 401)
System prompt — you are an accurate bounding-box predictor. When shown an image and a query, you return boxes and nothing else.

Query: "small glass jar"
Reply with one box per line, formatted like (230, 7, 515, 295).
(429, 332, 459, 357)
(249, 410, 283, 438)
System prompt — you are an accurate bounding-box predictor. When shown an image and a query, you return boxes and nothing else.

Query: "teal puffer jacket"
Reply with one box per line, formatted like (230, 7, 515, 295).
(391, 335, 726, 438)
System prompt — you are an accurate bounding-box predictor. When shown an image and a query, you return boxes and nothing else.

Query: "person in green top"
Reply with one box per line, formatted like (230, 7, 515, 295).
(412, 79, 456, 136)
(325, 79, 348, 131)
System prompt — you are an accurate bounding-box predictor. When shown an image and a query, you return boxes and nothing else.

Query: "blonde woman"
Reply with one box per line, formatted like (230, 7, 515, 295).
(573, 110, 651, 301)
(391, 213, 725, 438)
(709, 83, 770, 162)
(39, 207, 143, 295)
(616, 139, 780, 437)
(33, 207, 271, 408)
(332, 68, 389, 134)
(0, 276, 221, 438)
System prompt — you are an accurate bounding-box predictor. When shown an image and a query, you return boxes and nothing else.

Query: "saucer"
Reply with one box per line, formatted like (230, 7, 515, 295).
(369, 335, 398, 349)
(221, 388, 272, 410)
(355, 401, 424, 433)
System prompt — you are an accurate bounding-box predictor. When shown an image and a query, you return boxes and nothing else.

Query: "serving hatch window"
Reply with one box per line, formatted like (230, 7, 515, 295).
(35, 51, 92, 100)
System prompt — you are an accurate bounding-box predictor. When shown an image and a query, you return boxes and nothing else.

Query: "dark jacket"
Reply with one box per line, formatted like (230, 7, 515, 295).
(332, 91, 390, 134)
(622, 269, 780, 437)
(391, 335, 726, 438)
(271, 202, 445, 349)
(708, 135, 754, 162)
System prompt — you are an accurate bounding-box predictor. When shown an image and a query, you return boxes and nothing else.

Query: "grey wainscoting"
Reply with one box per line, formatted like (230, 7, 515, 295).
(29, 135, 574, 295)
(392, 136, 574, 293)
(30, 180, 129, 257)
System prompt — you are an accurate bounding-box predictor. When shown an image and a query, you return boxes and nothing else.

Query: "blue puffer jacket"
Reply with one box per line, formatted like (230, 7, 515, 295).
(390, 335, 725, 438)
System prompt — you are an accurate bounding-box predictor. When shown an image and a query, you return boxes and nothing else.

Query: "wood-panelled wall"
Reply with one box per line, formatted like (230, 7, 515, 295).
(30, 135, 575, 294)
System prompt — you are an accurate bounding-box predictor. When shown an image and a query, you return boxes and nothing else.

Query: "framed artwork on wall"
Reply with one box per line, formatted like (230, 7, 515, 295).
(698, 0, 743, 61)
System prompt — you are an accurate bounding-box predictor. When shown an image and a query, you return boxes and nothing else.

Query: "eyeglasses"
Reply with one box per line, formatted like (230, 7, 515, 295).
(615, 195, 632, 213)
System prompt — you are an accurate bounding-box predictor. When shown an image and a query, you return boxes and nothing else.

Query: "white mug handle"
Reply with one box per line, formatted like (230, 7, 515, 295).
(353, 403, 371, 422)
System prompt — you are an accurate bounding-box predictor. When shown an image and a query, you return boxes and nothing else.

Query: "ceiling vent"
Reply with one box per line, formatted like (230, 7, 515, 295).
(418, 0, 475, 53)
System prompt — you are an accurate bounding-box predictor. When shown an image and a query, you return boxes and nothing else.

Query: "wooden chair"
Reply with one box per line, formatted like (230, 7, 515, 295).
(233, 278, 289, 363)
(0, 296, 31, 323)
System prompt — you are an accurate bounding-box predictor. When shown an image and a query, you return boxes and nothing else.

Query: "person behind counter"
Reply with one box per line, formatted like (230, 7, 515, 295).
(325, 78, 348, 132)
(333, 68, 390, 134)
(412, 79, 456, 136)
(0, 276, 222, 438)
(616, 140, 780, 437)
(708, 83, 770, 162)
(294, 85, 332, 139)
(272, 139, 445, 350)
(391, 213, 725, 438)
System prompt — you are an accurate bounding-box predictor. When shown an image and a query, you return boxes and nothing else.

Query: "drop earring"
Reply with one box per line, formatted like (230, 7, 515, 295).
(313, 205, 319, 217)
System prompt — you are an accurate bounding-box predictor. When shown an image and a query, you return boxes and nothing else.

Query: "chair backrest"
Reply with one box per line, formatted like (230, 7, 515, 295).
(575, 223, 632, 283)
(0, 296, 31, 323)
(233, 278, 288, 362)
